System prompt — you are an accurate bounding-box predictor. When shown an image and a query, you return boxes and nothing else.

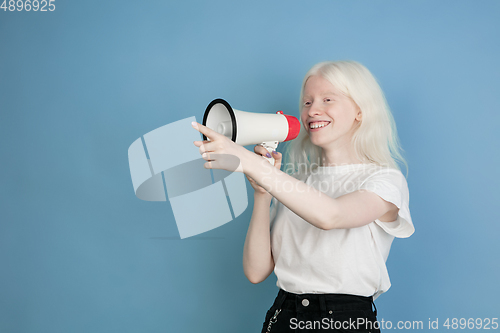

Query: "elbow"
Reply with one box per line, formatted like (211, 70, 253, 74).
(247, 276, 265, 284)
(317, 212, 340, 230)
(243, 262, 273, 284)
(245, 272, 266, 284)
(317, 222, 334, 231)
(315, 200, 344, 230)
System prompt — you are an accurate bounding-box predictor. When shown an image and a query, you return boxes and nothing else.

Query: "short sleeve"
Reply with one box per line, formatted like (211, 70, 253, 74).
(359, 168, 415, 238)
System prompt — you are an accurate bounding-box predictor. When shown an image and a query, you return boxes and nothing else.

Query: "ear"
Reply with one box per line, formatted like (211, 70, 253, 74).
(355, 109, 362, 121)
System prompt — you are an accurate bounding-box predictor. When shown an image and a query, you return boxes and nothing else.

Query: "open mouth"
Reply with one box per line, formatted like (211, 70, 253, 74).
(309, 121, 331, 131)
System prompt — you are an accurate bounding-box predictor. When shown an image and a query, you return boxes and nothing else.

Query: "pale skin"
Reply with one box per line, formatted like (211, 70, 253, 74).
(192, 75, 399, 283)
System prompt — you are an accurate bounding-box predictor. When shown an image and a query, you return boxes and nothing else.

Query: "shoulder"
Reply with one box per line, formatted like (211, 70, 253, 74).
(360, 166, 407, 190)
(358, 166, 414, 238)
(357, 165, 409, 209)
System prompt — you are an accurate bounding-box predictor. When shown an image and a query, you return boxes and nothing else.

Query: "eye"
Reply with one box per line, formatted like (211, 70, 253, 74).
(324, 98, 332, 102)
(303, 101, 312, 107)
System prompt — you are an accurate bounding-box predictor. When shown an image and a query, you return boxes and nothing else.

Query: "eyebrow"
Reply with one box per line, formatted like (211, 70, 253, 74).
(303, 91, 339, 98)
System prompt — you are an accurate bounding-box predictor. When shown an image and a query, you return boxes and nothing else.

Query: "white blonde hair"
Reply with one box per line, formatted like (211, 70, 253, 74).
(282, 60, 408, 177)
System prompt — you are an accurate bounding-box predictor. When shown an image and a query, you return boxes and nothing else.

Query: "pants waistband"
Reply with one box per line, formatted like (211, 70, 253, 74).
(272, 289, 377, 316)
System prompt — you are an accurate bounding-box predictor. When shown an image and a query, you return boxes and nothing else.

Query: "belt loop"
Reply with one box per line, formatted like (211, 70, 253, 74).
(371, 297, 378, 317)
(275, 289, 288, 310)
(319, 295, 327, 317)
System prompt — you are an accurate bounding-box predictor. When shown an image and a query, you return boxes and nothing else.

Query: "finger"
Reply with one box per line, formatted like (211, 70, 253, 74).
(191, 121, 223, 141)
(253, 144, 263, 153)
(193, 140, 210, 148)
(197, 140, 220, 154)
(194, 140, 219, 156)
(272, 150, 282, 167)
(254, 145, 273, 158)
(201, 152, 215, 161)
(203, 161, 212, 169)
(245, 174, 256, 184)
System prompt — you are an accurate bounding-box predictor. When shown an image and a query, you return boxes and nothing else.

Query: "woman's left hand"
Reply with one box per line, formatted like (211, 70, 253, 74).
(192, 121, 251, 173)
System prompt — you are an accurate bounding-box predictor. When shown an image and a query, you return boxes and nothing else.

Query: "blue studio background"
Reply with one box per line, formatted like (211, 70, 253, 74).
(1, 1, 499, 332)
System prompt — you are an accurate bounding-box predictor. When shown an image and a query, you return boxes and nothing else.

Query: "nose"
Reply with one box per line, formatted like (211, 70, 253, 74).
(307, 101, 323, 117)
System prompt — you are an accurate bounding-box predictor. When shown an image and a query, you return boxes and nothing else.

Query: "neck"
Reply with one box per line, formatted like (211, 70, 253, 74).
(318, 121, 365, 166)
(319, 138, 365, 166)
(320, 150, 364, 166)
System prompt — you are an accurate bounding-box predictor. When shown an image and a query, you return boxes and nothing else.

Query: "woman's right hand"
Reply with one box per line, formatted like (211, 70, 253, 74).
(245, 145, 282, 196)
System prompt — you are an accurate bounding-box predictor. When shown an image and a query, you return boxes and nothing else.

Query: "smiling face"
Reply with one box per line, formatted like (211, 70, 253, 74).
(301, 75, 362, 153)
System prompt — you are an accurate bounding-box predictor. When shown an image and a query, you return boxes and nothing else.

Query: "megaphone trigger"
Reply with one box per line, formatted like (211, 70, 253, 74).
(261, 141, 279, 165)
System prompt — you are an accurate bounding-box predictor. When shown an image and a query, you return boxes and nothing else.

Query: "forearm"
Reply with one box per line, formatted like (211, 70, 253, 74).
(244, 157, 339, 230)
(242, 193, 275, 284)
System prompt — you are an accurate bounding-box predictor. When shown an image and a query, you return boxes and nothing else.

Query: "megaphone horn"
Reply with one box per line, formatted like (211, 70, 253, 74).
(202, 98, 301, 164)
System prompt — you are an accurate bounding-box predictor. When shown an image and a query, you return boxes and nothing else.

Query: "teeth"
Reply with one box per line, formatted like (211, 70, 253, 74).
(310, 122, 330, 129)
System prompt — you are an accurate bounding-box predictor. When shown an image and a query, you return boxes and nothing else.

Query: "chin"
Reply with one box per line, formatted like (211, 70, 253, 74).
(310, 138, 328, 148)
(309, 134, 333, 146)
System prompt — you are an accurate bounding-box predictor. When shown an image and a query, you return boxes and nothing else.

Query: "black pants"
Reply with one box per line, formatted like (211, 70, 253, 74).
(261, 289, 381, 333)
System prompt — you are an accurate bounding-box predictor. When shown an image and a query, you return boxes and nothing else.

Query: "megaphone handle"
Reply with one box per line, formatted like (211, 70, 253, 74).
(261, 141, 279, 165)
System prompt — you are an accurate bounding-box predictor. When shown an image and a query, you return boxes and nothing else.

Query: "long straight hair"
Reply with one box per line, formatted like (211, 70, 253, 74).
(281, 61, 408, 178)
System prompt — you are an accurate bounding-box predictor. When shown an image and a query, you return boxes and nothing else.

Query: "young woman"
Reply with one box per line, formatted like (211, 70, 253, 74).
(192, 60, 414, 332)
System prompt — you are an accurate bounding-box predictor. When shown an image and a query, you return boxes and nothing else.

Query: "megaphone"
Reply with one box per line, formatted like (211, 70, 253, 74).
(202, 98, 301, 164)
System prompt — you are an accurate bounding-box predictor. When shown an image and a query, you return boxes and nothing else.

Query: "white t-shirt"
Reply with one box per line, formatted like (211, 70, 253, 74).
(269, 163, 414, 299)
